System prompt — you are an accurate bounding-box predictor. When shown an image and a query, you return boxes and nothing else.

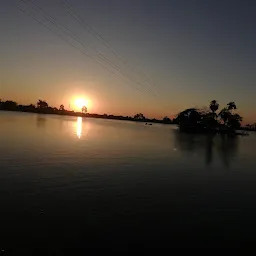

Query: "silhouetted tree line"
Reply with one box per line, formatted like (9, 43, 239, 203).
(174, 100, 252, 134)
(0, 99, 174, 124)
(244, 123, 256, 131)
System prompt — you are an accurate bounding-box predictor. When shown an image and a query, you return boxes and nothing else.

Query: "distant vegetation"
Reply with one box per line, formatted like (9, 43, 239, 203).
(0, 99, 173, 124)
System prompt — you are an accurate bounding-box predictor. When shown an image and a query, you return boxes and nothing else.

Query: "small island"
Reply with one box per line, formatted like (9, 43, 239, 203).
(175, 100, 249, 135)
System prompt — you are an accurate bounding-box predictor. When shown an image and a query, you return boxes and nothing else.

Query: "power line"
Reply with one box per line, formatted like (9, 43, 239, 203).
(57, 0, 161, 97)
(17, 0, 178, 116)
(17, 1, 151, 115)
(20, 0, 159, 98)
(18, 0, 145, 94)
(56, 0, 179, 112)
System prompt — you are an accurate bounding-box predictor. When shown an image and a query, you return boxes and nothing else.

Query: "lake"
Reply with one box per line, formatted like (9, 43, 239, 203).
(1, 111, 256, 251)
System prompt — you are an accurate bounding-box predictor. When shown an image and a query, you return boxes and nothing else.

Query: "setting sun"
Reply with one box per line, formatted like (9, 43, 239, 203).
(75, 98, 88, 111)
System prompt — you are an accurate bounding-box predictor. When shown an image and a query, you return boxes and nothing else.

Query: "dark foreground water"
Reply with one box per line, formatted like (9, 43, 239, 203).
(1, 112, 256, 252)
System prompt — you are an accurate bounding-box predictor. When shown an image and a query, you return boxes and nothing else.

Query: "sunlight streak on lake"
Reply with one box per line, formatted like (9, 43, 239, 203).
(76, 117, 82, 139)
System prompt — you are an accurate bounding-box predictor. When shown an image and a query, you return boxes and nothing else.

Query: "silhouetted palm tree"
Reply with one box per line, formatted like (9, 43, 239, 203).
(219, 102, 241, 129)
(210, 100, 219, 114)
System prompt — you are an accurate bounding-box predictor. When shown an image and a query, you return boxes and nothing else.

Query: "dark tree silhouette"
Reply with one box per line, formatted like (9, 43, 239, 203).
(227, 102, 237, 110)
(163, 116, 171, 123)
(134, 113, 145, 120)
(28, 104, 36, 109)
(177, 108, 203, 132)
(219, 102, 241, 129)
(178, 108, 201, 124)
(210, 100, 219, 114)
(59, 104, 65, 111)
(0, 100, 17, 110)
(22, 104, 36, 112)
(37, 100, 48, 109)
(227, 113, 242, 130)
(246, 123, 256, 130)
(219, 108, 230, 125)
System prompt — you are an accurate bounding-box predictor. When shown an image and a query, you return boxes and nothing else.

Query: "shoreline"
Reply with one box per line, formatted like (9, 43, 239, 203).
(0, 109, 174, 125)
(0, 108, 255, 132)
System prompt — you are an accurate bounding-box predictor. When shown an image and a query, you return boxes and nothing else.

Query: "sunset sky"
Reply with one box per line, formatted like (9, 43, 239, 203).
(0, 0, 255, 122)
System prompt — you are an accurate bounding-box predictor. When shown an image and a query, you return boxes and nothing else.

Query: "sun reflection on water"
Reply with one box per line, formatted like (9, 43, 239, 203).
(76, 117, 82, 139)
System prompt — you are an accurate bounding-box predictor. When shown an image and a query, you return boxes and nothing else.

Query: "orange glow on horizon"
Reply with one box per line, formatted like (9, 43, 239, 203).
(74, 98, 89, 111)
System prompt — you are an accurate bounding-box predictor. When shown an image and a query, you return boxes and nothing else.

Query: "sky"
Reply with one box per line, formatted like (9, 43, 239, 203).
(0, 0, 255, 122)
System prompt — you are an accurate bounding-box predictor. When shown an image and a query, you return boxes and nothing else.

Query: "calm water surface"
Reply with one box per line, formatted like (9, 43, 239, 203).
(1, 111, 256, 251)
